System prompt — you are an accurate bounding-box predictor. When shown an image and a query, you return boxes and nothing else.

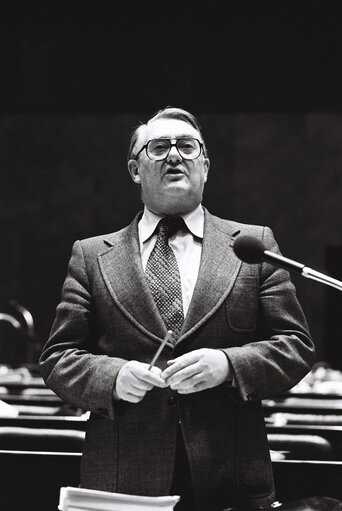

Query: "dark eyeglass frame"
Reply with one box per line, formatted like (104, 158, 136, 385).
(134, 137, 204, 161)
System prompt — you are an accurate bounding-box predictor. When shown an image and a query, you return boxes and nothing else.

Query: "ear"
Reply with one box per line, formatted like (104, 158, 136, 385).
(203, 157, 210, 182)
(128, 159, 141, 184)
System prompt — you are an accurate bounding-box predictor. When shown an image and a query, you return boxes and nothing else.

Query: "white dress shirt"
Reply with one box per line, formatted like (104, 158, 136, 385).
(138, 205, 204, 317)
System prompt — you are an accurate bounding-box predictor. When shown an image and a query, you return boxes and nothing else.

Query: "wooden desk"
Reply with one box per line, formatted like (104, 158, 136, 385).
(267, 424, 342, 454)
(263, 397, 342, 415)
(0, 415, 87, 430)
(0, 393, 63, 405)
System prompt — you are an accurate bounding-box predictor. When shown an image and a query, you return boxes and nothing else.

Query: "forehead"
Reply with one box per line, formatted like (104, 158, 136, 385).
(139, 119, 201, 146)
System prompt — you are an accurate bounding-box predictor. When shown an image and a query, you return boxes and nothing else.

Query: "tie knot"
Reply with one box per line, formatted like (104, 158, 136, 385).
(158, 216, 184, 238)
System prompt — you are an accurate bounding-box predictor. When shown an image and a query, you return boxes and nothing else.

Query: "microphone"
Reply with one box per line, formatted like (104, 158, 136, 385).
(233, 234, 342, 292)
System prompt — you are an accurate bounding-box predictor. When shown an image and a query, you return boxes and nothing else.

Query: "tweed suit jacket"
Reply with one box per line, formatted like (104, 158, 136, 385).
(39, 208, 315, 511)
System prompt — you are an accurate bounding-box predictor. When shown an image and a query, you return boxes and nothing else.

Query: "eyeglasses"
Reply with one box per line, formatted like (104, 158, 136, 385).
(135, 137, 204, 161)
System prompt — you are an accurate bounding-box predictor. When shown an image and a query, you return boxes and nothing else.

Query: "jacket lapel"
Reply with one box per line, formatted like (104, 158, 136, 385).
(98, 213, 167, 342)
(179, 210, 242, 342)
(98, 209, 242, 343)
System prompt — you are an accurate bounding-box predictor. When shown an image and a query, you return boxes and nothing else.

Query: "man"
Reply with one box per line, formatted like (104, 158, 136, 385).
(39, 107, 315, 511)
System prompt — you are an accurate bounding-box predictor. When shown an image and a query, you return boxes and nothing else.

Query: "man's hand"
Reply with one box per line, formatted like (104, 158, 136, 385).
(161, 348, 230, 394)
(115, 360, 167, 403)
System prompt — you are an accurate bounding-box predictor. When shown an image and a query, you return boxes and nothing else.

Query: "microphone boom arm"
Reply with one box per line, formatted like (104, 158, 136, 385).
(233, 234, 342, 293)
(302, 267, 342, 292)
(262, 250, 305, 275)
(262, 250, 342, 292)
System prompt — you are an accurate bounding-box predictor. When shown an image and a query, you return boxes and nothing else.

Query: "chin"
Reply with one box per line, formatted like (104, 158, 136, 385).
(145, 187, 202, 216)
(161, 197, 199, 216)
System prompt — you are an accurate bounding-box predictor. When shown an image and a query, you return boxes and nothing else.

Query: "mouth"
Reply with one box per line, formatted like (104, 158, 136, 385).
(165, 166, 186, 176)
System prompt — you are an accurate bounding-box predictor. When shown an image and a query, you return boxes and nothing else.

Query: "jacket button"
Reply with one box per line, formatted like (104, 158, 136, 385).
(168, 395, 177, 408)
(98, 407, 109, 416)
(246, 392, 256, 401)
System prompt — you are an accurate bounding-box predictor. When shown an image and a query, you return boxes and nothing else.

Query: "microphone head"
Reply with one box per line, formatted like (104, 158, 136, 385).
(233, 235, 266, 264)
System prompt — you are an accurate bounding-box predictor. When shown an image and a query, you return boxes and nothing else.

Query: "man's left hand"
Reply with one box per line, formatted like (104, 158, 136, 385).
(161, 348, 230, 393)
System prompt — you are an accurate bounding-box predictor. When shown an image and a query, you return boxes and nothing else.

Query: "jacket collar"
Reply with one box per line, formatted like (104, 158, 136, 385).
(139, 204, 204, 244)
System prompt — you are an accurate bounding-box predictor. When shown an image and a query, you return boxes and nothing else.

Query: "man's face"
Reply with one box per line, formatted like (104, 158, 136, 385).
(128, 118, 210, 216)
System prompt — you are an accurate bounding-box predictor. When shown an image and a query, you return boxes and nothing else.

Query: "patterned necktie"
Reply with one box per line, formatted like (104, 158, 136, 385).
(145, 217, 185, 341)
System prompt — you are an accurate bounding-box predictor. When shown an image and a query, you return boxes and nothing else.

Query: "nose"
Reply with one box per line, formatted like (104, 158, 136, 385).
(166, 144, 182, 163)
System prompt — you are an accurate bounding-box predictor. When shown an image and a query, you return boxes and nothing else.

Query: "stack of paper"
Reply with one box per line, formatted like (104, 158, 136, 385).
(59, 486, 180, 511)
(0, 399, 19, 417)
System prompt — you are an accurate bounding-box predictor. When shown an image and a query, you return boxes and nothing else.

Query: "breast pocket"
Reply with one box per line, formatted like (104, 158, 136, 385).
(226, 276, 258, 332)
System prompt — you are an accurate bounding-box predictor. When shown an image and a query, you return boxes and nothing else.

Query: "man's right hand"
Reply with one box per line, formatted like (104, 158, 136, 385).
(114, 361, 167, 403)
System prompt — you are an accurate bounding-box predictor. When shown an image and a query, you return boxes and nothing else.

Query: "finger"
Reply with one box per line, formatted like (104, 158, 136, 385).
(127, 364, 165, 388)
(164, 361, 202, 386)
(118, 383, 147, 401)
(136, 371, 167, 388)
(117, 373, 150, 396)
(130, 380, 154, 392)
(143, 372, 167, 388)
(162, 353, 200, 380)
(168, 352, 200, 367)
(149, 365, 168, 386)
(177, 382, 206, 394)
(170, 372, 204, 391)
(124, 392, 145, 403)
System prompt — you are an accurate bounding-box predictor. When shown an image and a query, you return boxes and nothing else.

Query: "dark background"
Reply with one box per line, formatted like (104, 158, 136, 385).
(1, 2, 342, 366)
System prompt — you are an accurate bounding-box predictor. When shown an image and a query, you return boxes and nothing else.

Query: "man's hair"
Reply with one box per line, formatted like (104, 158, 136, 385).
(127, 106, 208, 161)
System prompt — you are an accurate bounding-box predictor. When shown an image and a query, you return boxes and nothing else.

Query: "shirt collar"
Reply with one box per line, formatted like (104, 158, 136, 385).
(139, 204, 204, 243)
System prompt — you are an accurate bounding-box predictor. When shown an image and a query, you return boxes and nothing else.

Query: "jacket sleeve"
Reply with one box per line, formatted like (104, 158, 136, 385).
(39, 240, 127, 420)
(223, 226, 315, 402)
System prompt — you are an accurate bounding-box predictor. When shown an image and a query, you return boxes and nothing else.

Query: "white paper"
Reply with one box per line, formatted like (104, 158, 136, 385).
(59, 486, 180, 511)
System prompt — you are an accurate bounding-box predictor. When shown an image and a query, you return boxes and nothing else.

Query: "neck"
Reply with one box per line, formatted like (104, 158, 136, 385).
(146, 203, 201, 218)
